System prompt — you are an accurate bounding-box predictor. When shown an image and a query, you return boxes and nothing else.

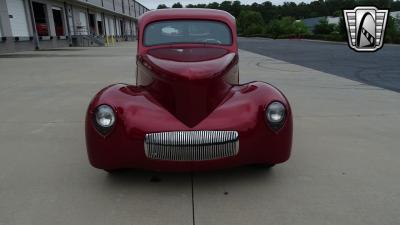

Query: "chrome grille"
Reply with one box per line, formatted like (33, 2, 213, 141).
(144, 131, 239, 161)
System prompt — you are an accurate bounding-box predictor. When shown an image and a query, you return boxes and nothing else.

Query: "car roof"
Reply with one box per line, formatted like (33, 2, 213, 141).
(137, 8, 238, 52)
(138, 8, 236, 28)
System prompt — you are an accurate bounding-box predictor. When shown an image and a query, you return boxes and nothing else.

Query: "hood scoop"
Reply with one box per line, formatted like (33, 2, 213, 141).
(146, 48, 235, 81)
(147, 47, 230, 62)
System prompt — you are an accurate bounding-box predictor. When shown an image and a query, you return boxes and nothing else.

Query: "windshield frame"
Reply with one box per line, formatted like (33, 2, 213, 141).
(142, 19, 233, 47)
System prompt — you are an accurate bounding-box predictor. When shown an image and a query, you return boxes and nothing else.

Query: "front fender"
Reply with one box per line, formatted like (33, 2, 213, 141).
(85, 82, 292, 171)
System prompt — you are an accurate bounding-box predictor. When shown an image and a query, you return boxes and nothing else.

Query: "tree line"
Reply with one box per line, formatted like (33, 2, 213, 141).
(157, 0, 400, 43)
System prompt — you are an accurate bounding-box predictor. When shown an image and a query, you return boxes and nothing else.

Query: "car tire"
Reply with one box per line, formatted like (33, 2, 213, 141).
(254, 164, 275, 169)
(104, 169, 123, 174)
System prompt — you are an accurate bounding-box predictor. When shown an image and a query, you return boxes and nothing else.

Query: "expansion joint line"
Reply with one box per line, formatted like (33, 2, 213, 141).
(191, 173, 196, 225)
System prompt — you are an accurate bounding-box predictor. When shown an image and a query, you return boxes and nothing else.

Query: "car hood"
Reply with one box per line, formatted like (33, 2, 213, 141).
(140, 47, 238, 127)
(145, 47, 235, 81)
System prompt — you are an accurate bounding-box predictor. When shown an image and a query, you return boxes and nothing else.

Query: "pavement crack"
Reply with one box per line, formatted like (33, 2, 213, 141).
(191, 173, 196, 225)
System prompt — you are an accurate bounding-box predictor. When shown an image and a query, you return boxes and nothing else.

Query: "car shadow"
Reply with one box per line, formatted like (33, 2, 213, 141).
(103, 165, 278, 189)
(192, 165, 280, 191)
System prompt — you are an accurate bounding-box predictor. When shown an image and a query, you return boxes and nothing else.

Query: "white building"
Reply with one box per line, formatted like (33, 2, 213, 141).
(302, 16, 340, 33)
(0, 0, 149, 53)
(391, 11, 400, 28)
(391, 11, 400, 19)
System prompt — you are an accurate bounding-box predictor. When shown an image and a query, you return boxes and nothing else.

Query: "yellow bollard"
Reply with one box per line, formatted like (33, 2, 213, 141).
(107, 35, 111, 47)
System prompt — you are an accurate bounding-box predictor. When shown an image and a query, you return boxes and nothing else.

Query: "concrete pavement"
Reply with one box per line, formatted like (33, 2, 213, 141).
(0, 42, 399, 225)
(238, 37, 400, 93)
(195, 49, 400, 225)
(0, 44, 193, 225)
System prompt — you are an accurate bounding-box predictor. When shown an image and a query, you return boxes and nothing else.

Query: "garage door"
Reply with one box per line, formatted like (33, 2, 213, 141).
(78, 11, 88, 35)
(116, 19, 120, 36)
(109, 17, 115, 35)
(104, 16, 109, 35)
(6, 0, 30, 37)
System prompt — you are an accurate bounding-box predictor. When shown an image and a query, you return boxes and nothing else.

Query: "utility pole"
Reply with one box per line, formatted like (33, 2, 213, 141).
(63, 2, 72, 46)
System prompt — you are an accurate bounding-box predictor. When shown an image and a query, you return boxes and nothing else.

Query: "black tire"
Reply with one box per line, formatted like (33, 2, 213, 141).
(254, 163, 275, 169)
(104, 169, 124, 174)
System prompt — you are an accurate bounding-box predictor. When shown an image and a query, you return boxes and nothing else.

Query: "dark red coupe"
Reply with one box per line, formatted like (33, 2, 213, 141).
(85, 9, 293, 172)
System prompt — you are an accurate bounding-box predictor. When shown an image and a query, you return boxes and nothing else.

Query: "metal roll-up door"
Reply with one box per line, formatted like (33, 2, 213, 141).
(66, 6, 74, 35)
(104, 16, 110, 35)
(96, 13, 102, 22)
(132, 21, 137, 36)
(109, 17, 115, 35)
(116, 19, 120, 36)
(6, 0, 30, 37)
(125, 21, 130, 35)
(78, 11, 87, 35)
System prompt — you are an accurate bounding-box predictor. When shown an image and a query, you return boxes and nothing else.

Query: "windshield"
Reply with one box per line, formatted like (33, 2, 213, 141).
(143, 20, 232, 46)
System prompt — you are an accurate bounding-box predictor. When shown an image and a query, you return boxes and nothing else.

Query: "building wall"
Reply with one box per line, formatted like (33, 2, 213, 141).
(65, 4, 75, 35)
(133, 20, 136, 35)
(35, 0, 68, 37)
(134, 1, 140, 18)
(0, 0, 10, 37)
(114, 0, 123, 14)
(123, 0, 129, 16)
(103, 0, 114, 11)
(87, 0, 102, 6)
(129, 0, 135, 17)
(0, 0, 149, 53)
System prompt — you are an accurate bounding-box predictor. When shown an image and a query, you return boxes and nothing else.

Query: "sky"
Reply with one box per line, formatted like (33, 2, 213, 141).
(138, 0, 312, 10)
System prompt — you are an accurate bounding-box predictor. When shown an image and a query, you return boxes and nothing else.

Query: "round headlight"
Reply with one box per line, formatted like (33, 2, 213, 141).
(95, 105, 115, 128)
(266, 102, 286, 130)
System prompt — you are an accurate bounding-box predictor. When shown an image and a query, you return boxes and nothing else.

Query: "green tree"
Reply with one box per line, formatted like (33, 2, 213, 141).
(157, 4, 168, 9)
(279, 17, 296, 34)
(313, 18, 335, 34)
(293, 20, 309, 36)
(187, 3, 207, 8)
(231, 1, 242, 18)
(337, 17, 347, 38)
(207, 2, 220, 9)
(385, 16, 399, 43)
(237, 10, 265, 35)
(308, 0, 329, 17)
(265, 17, 309, 38)
(393, 0, 400, 11)
(172, 2, 183, 8)
(219, 1, 233, 12)
(266, 19, 282, 38)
